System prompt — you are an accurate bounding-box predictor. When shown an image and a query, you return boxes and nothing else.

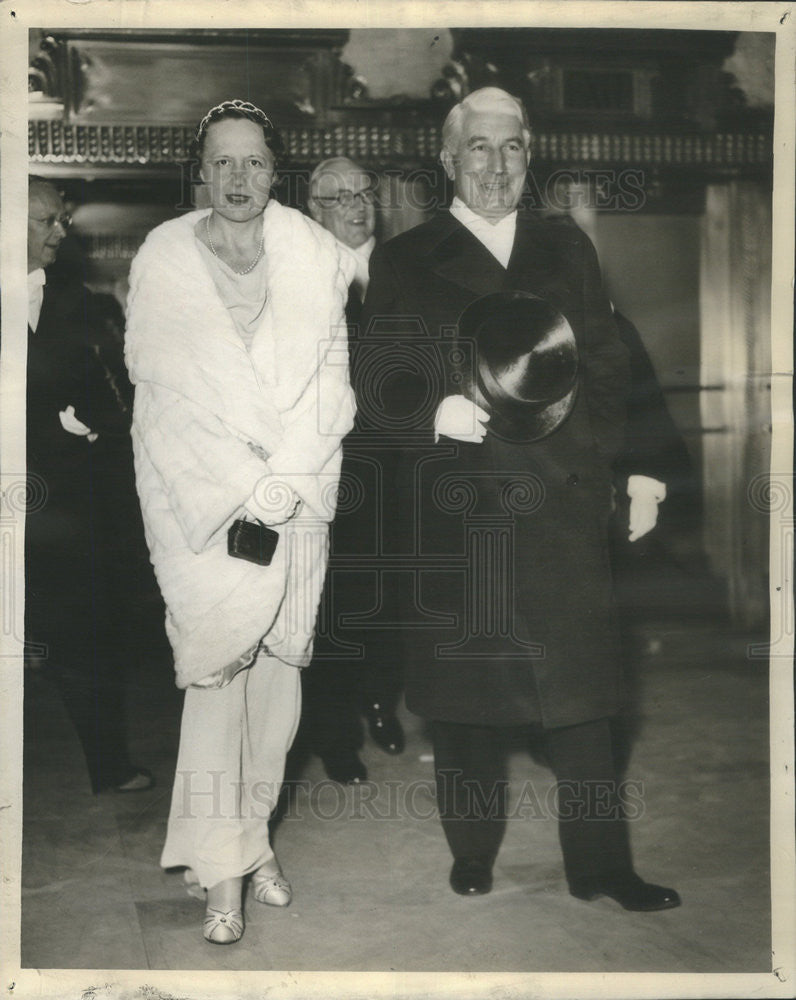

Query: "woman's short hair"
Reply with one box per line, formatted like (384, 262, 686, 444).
(191, 99, 285, 166)
(441, 87, 532, 156)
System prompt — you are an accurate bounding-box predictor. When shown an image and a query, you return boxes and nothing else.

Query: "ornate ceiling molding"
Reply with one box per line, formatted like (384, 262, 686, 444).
(29, 119, 772, 172)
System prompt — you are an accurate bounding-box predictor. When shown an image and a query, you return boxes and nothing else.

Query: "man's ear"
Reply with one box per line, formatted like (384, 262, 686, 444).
(307, 197, 322, 223)
(440, 148, 456, 182)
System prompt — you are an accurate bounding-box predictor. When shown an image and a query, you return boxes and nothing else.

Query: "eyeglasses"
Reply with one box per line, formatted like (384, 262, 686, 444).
(29, 213, 72, 230)
(314, 188, 376, 208)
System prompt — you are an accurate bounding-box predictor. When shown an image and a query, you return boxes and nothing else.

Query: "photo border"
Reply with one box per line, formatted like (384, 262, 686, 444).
(1, 2, 793, 998)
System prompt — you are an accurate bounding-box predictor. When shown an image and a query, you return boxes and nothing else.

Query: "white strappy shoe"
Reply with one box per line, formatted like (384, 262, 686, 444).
(251, 864, 292, 907)
(203, 906, 244, 944)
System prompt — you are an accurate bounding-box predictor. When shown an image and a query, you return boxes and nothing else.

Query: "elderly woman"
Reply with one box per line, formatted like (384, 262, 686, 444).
(125, 100, 355, 944)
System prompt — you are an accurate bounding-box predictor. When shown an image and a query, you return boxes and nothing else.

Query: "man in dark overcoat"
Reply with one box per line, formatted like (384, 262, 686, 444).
(301, 157, 405, 785)
(26, 176, 152, 794)
(359, 88, 680, 910)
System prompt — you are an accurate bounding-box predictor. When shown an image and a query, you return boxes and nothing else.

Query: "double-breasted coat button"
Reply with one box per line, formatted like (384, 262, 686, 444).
(566, 473, 580, 486)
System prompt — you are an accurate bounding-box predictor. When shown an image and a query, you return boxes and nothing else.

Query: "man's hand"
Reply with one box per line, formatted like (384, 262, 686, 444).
(59, 405, 98, 443)
(627, 474, 667, 542)
(435, 395, 490, 443)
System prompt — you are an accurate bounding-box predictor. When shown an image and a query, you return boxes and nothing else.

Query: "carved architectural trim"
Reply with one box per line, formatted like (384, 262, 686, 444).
(29, 119, 772, 171)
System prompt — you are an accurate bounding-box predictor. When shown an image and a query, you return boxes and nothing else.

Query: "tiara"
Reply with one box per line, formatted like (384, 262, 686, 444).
(196, 100, 274, 140)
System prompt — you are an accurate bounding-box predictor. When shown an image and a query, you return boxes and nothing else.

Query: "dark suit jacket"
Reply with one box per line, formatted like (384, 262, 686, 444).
(359, 210, 631, 729)
(25, 266, 134, 664)
(317, 279, 404, 663)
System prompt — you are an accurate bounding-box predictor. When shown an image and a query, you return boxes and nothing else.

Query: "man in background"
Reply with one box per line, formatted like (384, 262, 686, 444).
(26, 176, 152, 794)
(301, 157, 405, 783)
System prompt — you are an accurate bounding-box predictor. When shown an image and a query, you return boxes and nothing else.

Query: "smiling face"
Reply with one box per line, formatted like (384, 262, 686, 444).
(309, 160, 376, 249)
(28, 182, 67, 272)
(199, 117, 276, 223)
(442, 110, 530, 222)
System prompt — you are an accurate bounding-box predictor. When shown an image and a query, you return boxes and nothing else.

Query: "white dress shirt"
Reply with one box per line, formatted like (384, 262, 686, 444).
(449, 197, 517, 269)
(28, 268, 46, 332)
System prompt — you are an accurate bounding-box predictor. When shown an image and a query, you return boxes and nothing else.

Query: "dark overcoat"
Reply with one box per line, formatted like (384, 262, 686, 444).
(357, 210, 631, 729)
(25, 266, 134, 667)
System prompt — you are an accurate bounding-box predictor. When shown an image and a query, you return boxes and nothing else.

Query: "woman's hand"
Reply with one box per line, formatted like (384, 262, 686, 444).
(246, 475, 303, 525)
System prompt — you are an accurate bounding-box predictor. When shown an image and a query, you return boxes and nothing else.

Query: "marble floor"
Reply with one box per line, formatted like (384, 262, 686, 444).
(17, 611, 774, 983)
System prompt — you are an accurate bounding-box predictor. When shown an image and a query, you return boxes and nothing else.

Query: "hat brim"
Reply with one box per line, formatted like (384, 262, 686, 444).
(480, 382, 579, 443)
(458, 291, 579, 444)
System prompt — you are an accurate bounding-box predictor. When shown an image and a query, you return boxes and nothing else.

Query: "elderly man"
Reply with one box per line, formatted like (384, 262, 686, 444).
(308, 156, 376, 306)
(359, 88, 679, 909)
(26, 177, 152, 794)
(302, 157, 405, 783)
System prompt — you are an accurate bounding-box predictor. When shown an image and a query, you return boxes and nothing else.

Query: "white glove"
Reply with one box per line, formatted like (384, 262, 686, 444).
(59, 405, 98, 443)
(627, 474, 666, 542)
(434, 395, 490, 444)
(246, 474, 303, 526)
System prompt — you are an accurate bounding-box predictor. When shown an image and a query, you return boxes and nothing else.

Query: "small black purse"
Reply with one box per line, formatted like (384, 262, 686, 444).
(227, 518, 279, 566)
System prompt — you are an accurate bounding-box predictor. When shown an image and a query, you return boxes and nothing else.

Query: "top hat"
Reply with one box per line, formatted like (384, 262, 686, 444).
(457, 290, 579, 443)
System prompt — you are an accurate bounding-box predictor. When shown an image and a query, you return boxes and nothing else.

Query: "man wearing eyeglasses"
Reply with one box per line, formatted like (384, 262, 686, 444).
(302, 158, 406, 784)
(308, 157, 378, 309)
(26, 176, 153, 795)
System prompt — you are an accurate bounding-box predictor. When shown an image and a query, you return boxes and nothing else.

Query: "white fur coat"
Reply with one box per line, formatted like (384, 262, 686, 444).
(125, 201, 355, 688)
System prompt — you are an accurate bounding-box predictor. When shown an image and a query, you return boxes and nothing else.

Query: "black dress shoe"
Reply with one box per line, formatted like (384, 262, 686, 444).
(569, 871, 681, 911)
(321, 749, 368, 785)
(365, 704, 405, 755)
(449, 856, 493, 896)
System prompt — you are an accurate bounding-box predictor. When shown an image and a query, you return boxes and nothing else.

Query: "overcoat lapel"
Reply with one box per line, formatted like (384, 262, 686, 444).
(36, 280, 80, 339)
(505, 213, 563, 287)
(425, 210, 569, 301)
(425, 212, 508, 298)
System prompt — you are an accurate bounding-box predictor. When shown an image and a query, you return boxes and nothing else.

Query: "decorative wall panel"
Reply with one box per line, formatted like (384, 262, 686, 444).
(65, 40, 333, 124)
(29, 118, 772, 171)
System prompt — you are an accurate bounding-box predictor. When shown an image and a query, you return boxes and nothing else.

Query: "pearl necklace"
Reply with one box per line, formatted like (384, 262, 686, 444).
(205, 215, 264, 275)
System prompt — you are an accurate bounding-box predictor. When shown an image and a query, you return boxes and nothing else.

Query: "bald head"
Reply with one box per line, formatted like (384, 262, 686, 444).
(308, 157, 376, 249)
(28, 177, 68, 272)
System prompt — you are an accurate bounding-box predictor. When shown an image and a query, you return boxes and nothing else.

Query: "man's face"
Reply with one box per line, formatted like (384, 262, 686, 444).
(443, 110, 530, 222)
(310, 163, 376, 249)
(28, 183, 68, 272)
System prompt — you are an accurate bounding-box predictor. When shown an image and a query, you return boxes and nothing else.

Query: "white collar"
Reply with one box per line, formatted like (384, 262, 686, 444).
(344, 234, 375, 262)
(449, 198, 517, 268)
(450, 197, 517, 229)
(28, 267, 46, 288)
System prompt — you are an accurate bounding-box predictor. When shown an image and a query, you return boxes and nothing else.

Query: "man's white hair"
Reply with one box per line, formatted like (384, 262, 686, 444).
(441, 87, 531, 155)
